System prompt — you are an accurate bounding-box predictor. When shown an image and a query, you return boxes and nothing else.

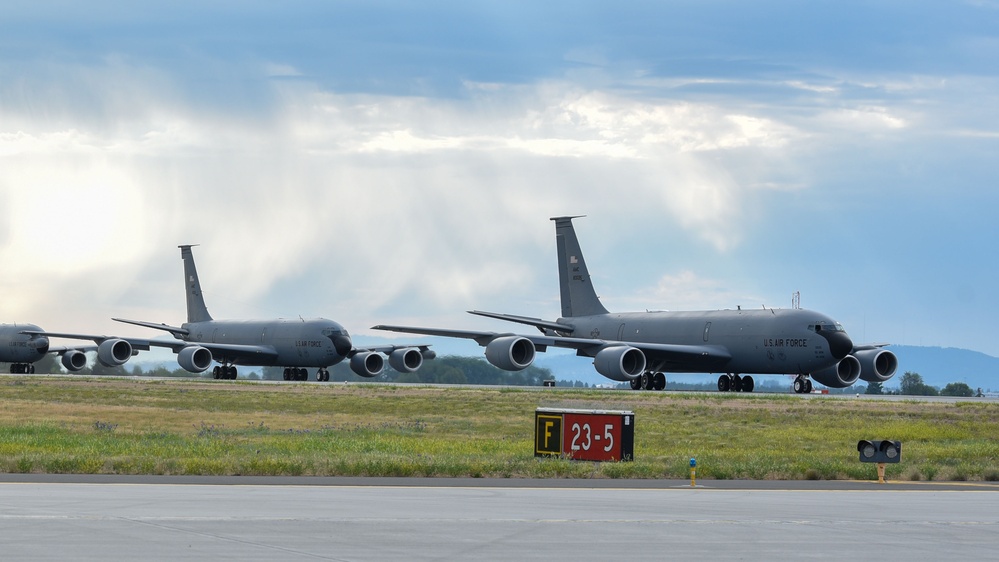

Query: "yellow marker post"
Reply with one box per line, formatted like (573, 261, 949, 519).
(689, 458, 697, 487)
(877, 462, 887, 484)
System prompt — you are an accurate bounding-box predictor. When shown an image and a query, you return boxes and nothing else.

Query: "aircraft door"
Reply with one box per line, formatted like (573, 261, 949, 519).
(617, 323, 626, 340)
(703, 322, 712, 342)
(212, 328, 219, 343)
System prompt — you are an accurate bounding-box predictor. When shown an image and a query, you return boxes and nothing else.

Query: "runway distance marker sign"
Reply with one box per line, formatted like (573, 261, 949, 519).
(535, 408, 634, 462)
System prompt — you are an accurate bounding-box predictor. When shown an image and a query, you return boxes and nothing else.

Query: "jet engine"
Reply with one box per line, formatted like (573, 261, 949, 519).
(592, 346, 646, 382)
(350, 351, 384, 377)
(61, 350, 87, 372)
(97, 339, 133, 367)
(178, 346, 213, 373)
(484, 336, 536, 371)
(810, 355, 862, 388)
(855, 348, 898, 383)
(389, 348, 423, 373)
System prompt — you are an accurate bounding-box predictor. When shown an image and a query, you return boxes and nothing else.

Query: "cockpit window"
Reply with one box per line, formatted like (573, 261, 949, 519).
(809, 323, 845, 333)
(322, 327, 348, 338)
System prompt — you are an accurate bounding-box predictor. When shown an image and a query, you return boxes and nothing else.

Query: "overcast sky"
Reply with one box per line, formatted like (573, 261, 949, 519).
(2, 1, 998, 358)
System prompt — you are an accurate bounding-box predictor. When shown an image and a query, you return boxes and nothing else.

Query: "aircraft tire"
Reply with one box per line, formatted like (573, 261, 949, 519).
(793, 377, 805, 393)
(742, 375, 754, 393)
(653, 372, 666, 391)
(805, 379, 813, 393)
(733, 374, 743, 392)
(630, 378, 642, 390)
(642, 373, 654, 390)
(717, 375, 731, 392)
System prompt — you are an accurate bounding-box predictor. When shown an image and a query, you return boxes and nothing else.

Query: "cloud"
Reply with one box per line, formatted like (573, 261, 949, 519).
(0, 51, 974, 346)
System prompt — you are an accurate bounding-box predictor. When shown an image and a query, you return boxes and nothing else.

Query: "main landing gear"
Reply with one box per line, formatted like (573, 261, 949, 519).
(212, 365, 237, 380)
(792, 375, 813, 394)
(629, 371, 667, 391)
(717, 373, 755, 393)
(280, 368, 330, 381)
(9, 363, 35, 374)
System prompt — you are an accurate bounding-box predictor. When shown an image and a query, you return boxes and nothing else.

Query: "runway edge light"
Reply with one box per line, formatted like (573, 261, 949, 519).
(857, 440, 902, 484)
(857, 440, 902, 464)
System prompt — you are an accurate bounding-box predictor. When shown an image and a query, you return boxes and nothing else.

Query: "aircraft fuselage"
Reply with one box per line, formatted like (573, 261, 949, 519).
(556, 308, 851, 375)
(181, 318, 350, 368)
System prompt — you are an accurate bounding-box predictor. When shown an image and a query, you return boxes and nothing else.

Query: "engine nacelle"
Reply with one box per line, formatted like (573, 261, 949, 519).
(811, 355, 862, 388)
(389, 348, 423, 373)
(178, 346, 213, 373)
(855, 349, 898, 383)
(61, 350, 87, 372)
(97, 338, 132, 367)
(350, 351, 384, 378)
(592, 346, 646, 382)
(484, 336, 536, 371)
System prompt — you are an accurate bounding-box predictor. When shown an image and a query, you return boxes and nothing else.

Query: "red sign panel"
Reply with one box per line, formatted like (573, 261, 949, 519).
(562, 412, 625, 462)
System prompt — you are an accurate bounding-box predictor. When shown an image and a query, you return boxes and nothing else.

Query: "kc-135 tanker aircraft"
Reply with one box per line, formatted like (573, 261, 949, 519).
(376, 216, 897, 393)
(0, 324, 97, 373)
(34, 245, 434, 381)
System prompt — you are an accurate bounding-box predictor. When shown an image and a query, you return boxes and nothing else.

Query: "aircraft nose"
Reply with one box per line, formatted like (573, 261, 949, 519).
(330, 335, 353, 357)
(821, 330, 853, 360)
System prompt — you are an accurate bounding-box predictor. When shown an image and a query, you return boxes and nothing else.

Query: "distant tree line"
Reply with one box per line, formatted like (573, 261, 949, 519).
(261, 355, 555, 386)
(865, 372, 979, 397)
(5, 358, 989, 395)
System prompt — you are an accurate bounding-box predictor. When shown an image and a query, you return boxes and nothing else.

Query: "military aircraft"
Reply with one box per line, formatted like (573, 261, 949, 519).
(375, 216, 897, 393)
(1, 323, 119, 373)
(39, 245, 435, 381)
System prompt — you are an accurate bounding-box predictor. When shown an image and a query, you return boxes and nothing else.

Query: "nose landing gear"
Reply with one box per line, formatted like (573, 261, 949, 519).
(792, 375, 813, 394)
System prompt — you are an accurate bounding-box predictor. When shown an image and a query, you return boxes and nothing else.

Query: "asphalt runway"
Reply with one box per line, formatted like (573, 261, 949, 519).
(6, 373, 999, 403)
(1, 476, 997, 561)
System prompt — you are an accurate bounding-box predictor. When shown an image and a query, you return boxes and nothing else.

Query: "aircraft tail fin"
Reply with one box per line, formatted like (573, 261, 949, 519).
(179, 245, 213, 323)
(551, 216, 609, 318)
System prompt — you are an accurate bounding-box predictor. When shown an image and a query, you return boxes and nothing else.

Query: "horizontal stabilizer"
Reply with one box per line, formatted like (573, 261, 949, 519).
(113, 318, 190, 337)
(467, 310, 574, 334)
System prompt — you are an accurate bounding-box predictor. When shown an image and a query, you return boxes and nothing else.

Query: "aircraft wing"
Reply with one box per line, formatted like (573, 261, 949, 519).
(23, 331, 279, 361)
(353, 343, 434, 356)
(21, 330, 156, 351)
(170, 342, 279, 361)
(852, 342, 891, 352)
(371, 325, 730, 362)
(46, 344, 97, 354)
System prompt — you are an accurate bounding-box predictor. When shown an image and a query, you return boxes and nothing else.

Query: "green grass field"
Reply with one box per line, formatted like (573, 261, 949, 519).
(1, 376, 997, 480)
